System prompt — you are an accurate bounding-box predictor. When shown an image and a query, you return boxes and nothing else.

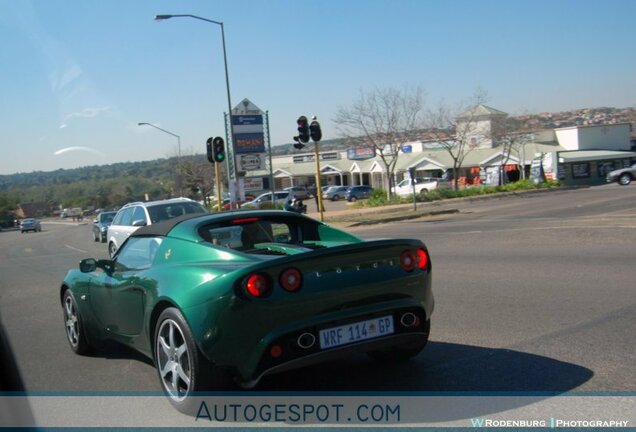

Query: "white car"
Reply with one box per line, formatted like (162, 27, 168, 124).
(392, 177, 439, 196)
(107, 198, 207, 257)
(240, 191, 290, 209)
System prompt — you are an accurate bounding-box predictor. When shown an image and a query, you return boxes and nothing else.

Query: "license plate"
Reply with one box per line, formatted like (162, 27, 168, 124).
(319, 315, 394, 349)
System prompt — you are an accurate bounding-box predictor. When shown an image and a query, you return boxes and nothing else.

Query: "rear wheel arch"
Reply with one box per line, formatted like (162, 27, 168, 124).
(149, 300, 179, 360)
(60, 284, 71, 305)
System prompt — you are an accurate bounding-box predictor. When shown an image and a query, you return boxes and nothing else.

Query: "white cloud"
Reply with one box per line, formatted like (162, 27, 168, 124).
(54, 146, 105, 157)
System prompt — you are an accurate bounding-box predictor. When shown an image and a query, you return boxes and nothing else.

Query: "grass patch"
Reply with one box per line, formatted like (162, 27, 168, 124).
(354, 180, 561, 207)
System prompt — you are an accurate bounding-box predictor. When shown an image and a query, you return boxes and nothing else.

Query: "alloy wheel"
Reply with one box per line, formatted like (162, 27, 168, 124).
(64, 296, 79, 348)
(156, 319, 192, 402)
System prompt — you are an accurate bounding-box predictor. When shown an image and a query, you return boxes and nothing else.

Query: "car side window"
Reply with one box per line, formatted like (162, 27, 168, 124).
(131, 206, 146, 225)
(111, 211, 123, 225)
(118, 208, 133, 226)
(115, 237, 163, 271)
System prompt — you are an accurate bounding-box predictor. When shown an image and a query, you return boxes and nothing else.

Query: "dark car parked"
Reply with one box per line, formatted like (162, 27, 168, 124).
(92, 211, 117, 243)
(345, 185, 374, 201)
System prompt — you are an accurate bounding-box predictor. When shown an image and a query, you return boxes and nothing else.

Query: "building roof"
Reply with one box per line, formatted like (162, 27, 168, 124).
(557, 150, 636, 163)
(457, 104, 508, 120)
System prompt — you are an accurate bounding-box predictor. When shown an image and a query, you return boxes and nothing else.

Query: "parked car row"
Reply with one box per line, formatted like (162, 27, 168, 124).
(322, 185, 375, 202)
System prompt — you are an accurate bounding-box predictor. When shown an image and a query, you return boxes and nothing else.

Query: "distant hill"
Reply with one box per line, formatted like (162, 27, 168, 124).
(1, 106, 634, 213)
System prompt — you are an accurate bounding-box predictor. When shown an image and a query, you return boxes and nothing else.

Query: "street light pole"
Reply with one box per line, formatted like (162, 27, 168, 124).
(137, 122, 181, 158)
(138, 122, 183, 196)
(154, 14, 236, 205)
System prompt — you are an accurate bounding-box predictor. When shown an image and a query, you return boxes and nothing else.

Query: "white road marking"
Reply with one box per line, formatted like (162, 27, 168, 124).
(64, 244, 87, 253)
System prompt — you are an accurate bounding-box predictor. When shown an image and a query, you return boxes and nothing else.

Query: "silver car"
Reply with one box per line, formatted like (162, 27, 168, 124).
(322, 186, 349, 201)
(20, 218, 42, 233)
(606, 163, 636, 185)
(241, 191, 290, 209)
(107, 198, 207, 257)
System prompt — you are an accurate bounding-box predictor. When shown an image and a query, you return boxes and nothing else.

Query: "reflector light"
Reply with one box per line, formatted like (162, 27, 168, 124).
(416, 248, 429, 270)
(245, 273, 271, 297)
(270, 345, 282, 358)
(400, 250, 416, 272)
(279, 268, 302, 292)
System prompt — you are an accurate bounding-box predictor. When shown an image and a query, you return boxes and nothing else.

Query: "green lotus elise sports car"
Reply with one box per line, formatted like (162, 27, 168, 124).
(60, 211, 433, 411)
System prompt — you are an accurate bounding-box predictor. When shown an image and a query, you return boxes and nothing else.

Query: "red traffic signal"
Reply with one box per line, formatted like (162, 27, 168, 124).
(297, 116, 310, 143)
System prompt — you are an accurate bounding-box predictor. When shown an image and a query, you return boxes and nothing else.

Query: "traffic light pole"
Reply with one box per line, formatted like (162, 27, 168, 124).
(215, 162, 222, 212)
(314, 143, 325, 221)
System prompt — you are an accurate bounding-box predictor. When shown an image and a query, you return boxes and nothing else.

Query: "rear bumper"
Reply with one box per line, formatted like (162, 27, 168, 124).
(239, 304, 430, 387)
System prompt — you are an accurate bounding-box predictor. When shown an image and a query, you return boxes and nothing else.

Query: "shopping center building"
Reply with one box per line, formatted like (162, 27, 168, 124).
(245, 105, 636, 192)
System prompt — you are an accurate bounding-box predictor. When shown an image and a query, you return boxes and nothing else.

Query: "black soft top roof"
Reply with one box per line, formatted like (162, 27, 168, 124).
(130, 210, 311, 238)
(130, 213, 208, 237)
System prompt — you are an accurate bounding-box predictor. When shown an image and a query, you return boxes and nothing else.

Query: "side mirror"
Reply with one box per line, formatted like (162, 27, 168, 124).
(79, 258, 97, 273)
(132, 219, 147, 227)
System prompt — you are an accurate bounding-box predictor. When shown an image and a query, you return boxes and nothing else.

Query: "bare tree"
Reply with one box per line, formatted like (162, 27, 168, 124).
(491, 115, 536, 183)
(175, 154, 217, 206)
(424, 91, 490, 191)
(333, 86, 425, 197)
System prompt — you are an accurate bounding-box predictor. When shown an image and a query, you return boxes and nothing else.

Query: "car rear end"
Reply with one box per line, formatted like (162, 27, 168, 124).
(20, 219, 39, 233)
(187, 238, 433, 386)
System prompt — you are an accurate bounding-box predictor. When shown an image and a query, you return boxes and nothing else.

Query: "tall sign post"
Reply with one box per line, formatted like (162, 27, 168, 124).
(231, 99, 267, 207)
(293, 115, 324, 221)
(206, 136, 226, 212)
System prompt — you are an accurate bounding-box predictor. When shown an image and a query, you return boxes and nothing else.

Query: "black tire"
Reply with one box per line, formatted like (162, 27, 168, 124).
(93, 231, 99, 242)
(108, 242, 117, 258)
(618, 173, 632, 186)
(332, 195, 340, 201)
(62, 290, 92, 355)
(349, 196, 357, 202)
(367, 319, 430, 362)
(154, 307, 229, 414)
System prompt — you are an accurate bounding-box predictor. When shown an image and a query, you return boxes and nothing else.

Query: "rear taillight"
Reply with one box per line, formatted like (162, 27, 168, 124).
(279, 267, 303, 292)
(416, 248, 429, 270)
(245, 273, 272, 297)
(400, 250, 416, 272)
(401, 248, 429, 272)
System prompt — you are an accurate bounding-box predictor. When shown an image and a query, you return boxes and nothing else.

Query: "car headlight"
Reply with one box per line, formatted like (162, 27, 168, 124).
(101, 227, 108, 232)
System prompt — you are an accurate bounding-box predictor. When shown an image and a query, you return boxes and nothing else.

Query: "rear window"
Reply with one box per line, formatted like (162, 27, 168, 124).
(203, 220, 294, 251)
(147, 202, 207, 223)
(199, 216, 323, 253)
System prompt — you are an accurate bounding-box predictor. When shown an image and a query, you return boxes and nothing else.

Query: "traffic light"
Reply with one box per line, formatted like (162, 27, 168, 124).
(206, 137, 215, 163)
(297, 116, 310, 143)
(309, 120, 322, 142)
(293, 136, 305, 150)
(213, 137, 225, 163)
(205, 136, 226, 163)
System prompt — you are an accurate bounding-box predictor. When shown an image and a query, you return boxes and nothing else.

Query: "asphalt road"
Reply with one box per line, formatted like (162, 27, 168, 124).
(1, 184, 634, 396)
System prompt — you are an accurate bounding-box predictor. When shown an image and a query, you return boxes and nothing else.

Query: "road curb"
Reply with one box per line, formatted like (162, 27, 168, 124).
(347, 209, 460, 226)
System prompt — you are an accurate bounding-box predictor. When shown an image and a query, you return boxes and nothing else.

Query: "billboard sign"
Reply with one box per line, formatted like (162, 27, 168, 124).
(236, 153, 266, 172)
(347, 146, 375, 160)
(232, 99, 265, 155)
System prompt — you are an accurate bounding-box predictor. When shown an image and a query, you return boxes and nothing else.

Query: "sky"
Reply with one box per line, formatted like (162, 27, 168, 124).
(1, 0, 635, 175)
